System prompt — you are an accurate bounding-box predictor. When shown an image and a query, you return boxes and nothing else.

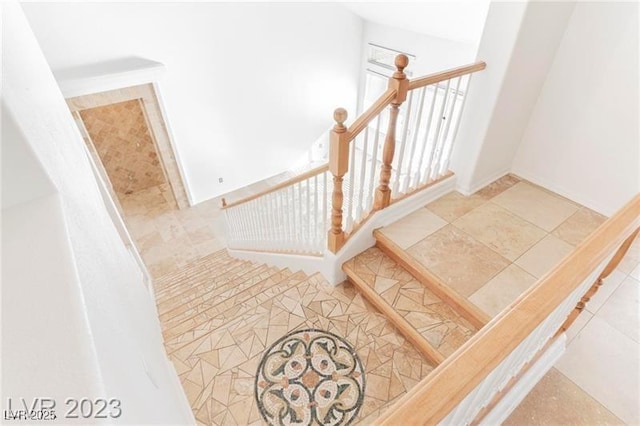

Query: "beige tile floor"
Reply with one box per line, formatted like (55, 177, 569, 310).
(381, 174, 639, 424)
(381, 175, 606, 314)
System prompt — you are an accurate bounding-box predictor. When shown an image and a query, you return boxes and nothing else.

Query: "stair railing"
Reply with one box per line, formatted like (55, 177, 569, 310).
(376, 194, 640, 425)
(222, 55, 487, 255)
(328, 55, 485, 252)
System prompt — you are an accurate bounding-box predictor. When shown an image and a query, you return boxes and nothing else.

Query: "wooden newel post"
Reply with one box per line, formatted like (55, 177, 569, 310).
(374, 54, 410, 210)
(328, 107, 350, 253)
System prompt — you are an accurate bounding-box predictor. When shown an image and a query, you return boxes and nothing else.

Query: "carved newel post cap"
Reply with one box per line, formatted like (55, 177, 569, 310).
(333, 107, 348, 129)
(395, 54, 409, 73)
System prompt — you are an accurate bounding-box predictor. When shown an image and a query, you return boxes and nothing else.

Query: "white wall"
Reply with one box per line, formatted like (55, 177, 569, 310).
(2, 4, 194, 423)
(512, 2, 639, 216)
(21, 3, 363, 204)
(451, 1, 577, 193)
(1, 107, 56, 208)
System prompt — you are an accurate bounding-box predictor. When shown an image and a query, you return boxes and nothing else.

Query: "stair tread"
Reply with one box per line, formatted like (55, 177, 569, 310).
(157, 263, 278, 317)
(161, 267, 292, 335)
(156, 259, 256, 307)
(164, 269, 309, 351)
(153, 249, 230, 286)
(344, 246, 478, 359)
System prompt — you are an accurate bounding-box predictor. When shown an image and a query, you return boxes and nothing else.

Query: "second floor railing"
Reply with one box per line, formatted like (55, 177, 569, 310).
(223, 55, 487, 255)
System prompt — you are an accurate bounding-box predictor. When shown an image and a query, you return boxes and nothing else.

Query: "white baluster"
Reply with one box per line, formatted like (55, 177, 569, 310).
(313, 175, 319, 251)
(356, 126, 369, 222)
(414, 84, 439, 188)
(441, 74, 472, 175)
(422, 79, 451, 185)
(346, 138, 356, 232)
(431, 76, 462, 181)
(403, 86, 426, 193)
(305, 179, 311, 251)
(286, 186, 296, 251)
(322, 171, 328, 248)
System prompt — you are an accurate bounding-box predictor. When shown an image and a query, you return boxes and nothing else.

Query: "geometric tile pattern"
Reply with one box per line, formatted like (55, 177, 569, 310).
(80, 99, 166, 196)
(343, 247, 478, 358)
(255, 329, 365, 425)
(156, 250, 435, 425)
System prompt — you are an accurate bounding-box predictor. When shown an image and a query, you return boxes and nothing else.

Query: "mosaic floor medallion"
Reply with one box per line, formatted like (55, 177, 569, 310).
(255, 329, 365, 425)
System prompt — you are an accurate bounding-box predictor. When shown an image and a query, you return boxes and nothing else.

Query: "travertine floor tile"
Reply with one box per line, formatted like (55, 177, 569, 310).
(585, 269, 627, 314)
(492, 182, 580, 231)
(515, 234, 574, 278)
(552, 207, 607, 246)
(596, 275, 639, 343)
(474, 174, 521, 200)
(380, 207, 447, 249)
(407, 225, 510, 297)
(469, 264, 537, 317)
(556, 316, 639, 424)
(426, 191, 487, 222)
(453, 202, 546, 261)
(504, 368, 623, 426)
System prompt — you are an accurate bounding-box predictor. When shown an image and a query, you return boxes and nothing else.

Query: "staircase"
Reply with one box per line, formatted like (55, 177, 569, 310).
(154, 249, 441, 425)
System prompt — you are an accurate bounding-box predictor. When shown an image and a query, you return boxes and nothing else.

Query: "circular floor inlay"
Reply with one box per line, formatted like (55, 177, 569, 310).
(255, 329, 365, 425)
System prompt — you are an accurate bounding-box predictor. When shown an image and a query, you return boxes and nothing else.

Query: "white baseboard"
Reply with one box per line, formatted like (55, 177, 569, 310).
(456, 168, 511, 196)
(480, 333, 567, 425)
(511, 168, 611, 216)
(228, 175, 457, 285)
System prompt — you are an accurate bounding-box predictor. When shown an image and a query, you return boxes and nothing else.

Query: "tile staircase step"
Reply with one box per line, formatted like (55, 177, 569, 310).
(374, 229, 491, 329)
(164, 270, 311, 353)
(343, 246, 480, 363)
(162, 267, 299, 341)
(154, 258, 250, 299)
(160, 266, 290, 333)
(156, 259, 257, 309)
(157, 262, 274, 316)
(153, 249, 230, 289)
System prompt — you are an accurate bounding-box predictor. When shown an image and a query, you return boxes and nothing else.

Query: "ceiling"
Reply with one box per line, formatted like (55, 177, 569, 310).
(341, 1, 491, 45)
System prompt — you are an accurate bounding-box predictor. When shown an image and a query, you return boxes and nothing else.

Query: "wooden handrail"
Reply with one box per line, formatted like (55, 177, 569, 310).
(222, 163, 329, 209)
(377, 194, 640, 424)
(346, 88, 396, 139)
(407, 61, 487, 91)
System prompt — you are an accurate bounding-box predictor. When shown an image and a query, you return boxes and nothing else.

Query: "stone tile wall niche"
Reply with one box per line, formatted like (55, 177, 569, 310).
(67, 83, 190, 211)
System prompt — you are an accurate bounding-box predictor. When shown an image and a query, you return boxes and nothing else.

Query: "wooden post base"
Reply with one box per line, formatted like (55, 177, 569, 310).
(374, 187, 391, 211)
(327, 231, 345, 254)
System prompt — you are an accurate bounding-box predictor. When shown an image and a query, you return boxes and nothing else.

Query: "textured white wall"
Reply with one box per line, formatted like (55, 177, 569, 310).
(22, 3, 364, 203)
(2, 4, 194, 423)
(512, 2, 639, 215)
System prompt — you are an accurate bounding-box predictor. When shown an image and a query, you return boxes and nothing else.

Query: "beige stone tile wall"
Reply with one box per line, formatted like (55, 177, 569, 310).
(80, 99, 166, 196)
(67, 83, 190, 210)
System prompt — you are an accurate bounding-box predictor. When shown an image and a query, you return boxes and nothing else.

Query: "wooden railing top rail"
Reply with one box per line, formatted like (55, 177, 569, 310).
(222, 163, 329, 209)
(346, 88, 396, 139)
(377, 194, 640, 425)
(407, 61, 486, 91)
